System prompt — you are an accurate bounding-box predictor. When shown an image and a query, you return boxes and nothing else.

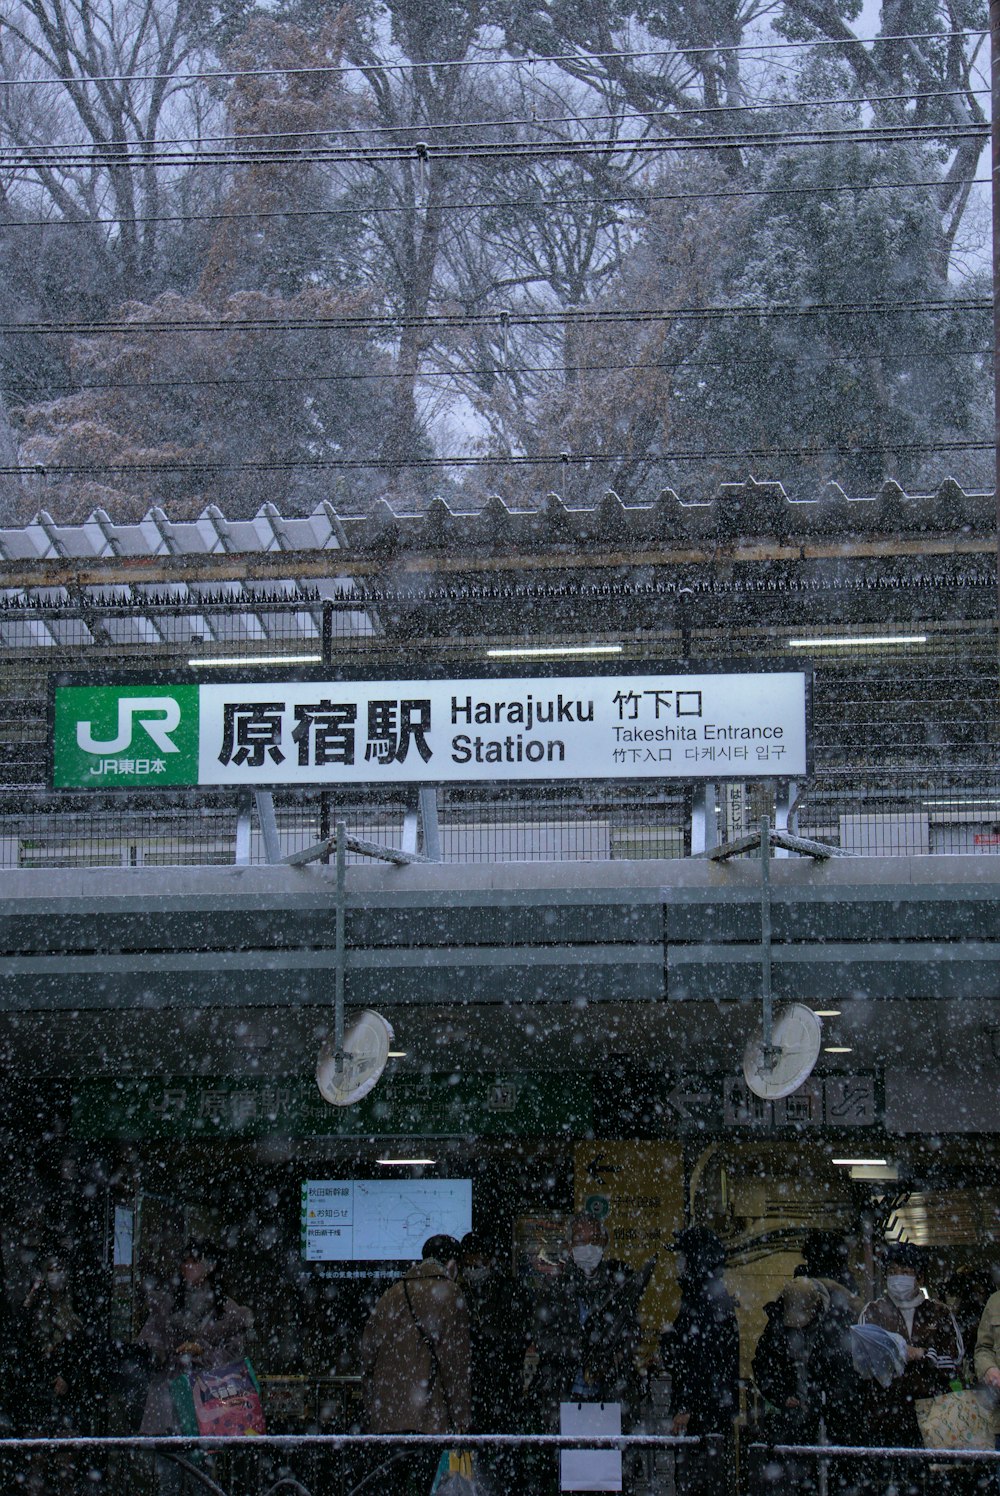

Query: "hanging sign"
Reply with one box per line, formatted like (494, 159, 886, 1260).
(50, 666, 809, 789)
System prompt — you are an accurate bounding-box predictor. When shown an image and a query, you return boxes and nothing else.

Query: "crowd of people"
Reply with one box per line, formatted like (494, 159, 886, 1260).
(359, 1221, 1000, 1495)
(4, 1221, 1000, 1494)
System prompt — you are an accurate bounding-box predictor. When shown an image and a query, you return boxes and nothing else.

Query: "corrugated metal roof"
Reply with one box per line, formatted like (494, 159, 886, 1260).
(0, 501, 346, 562)
(0, 478, 992, 565)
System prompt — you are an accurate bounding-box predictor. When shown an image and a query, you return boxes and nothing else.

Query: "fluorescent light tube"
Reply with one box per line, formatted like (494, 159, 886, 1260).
(486, 645, 623, 658)
(787, 635, 926, 648)
(188, 653, 323, 667)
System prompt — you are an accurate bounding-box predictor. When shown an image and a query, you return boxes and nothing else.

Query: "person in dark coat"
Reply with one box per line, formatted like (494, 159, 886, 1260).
(752, 1273, 865, 1494)
(531, 1214, 642, 1425)
(859, 1242, 963, 1448)
(753, 1267, 863, 1442)
(20, 1254, 96, 1494)
(460, 1233, 530, 1494)
(138, 1238, 253, 1496)
(659, 1226, 739, 1496)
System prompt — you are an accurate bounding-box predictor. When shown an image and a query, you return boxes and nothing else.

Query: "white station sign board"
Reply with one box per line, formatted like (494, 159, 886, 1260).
(52, 669, 809, 788)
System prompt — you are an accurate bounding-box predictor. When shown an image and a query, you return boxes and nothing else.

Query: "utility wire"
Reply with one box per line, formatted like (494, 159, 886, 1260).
(0, 120, 987, 169)
(0, 298, 986, 337)
(0, 29, 984, 89)
(4, 440, 991, 477)
(12, 347, 991, 400)
(0, 175, 989, 231)
(5, 83, 988, 153)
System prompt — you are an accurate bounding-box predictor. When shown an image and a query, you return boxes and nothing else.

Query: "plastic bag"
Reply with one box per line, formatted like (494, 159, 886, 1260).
(849, 1324, 908, 1387)
(170, 1357, 266, 1437)
(430, 1449, 486, 1496)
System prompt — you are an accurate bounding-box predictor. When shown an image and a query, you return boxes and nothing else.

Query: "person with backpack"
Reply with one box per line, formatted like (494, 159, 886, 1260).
(360, 1234, 471, 1495)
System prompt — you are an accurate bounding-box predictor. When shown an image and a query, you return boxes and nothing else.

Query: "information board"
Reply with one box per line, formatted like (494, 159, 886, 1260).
(300, 1178, 473, 1261)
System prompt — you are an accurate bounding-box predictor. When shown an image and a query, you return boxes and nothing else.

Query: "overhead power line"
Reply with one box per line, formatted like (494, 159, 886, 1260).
(6, 84, 988, 154)
(0, 28, 984, 89)
(8, 346, 991, 402)
(0, 298, 986, 338)
(4, 440, 991, 477)
(34, 352, 1000, 395)
(0, 176, 989, 232)
(0, 120, 987, 170)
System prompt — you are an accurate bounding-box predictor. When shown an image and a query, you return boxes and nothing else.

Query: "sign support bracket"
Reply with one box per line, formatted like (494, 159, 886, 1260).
(253, 790, 282, 864)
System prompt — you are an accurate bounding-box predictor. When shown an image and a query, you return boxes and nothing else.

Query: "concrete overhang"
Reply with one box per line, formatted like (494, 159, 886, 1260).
(0, 855, 998, 1082)
(1, 854, 999, 1010)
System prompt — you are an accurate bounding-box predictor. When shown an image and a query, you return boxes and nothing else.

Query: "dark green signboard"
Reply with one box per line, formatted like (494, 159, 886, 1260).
(53, 684, 199, 788)
(71, 1074, 593, 1140)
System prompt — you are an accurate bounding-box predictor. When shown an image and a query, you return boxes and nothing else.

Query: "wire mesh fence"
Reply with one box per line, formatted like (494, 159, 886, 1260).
(0, 595, 997, 868)
(0, 773, 998, 866)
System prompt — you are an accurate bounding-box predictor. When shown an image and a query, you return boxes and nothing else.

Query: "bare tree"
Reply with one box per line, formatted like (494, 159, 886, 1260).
(0, 0, 232, 296)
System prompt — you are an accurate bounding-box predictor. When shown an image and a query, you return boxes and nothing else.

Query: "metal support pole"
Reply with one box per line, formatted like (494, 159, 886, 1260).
(401, 803, 419, 857)
(235, 794, 252, 865)
(690, 785, 716, 854)
(774, 780, 796, 857)
(418, 786, 441, 861)
(335, 820, 346, 1067)
(253, 790, 281, 865)
(817, 1413, 830, 1496)
(760, 814, 775, 1063)
(320, 601, 334, 864)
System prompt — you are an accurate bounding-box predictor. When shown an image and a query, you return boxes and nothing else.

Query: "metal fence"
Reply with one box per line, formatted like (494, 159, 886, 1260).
(0, 596, 997, 869)
(0, 773, 998, 867)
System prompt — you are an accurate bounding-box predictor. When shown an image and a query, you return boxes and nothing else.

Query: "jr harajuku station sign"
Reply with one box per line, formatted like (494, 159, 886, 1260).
(50, 667, 810, 789)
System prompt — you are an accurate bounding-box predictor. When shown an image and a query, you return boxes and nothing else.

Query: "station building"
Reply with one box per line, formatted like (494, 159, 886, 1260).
(0, 477, 998, 1420)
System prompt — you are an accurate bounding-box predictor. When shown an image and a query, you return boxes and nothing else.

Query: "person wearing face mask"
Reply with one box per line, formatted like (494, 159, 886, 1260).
(137, 1239, 253, 1494)
(530, 1215, 643, 1430)
(658, 1226, 739, 1496)
(858, 1242, 963, 1457)
(359, 1234, 471, 1495)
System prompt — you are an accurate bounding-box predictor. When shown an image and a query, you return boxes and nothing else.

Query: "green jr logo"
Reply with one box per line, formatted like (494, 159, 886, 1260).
(76, 695, 181, 755)
(53, 684, 200, 788)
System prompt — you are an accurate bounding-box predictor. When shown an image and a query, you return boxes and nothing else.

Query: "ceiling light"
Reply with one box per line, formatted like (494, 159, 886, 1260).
(824, 1045, 853, 1053)
(486, 644, 623, 659)
(187, 653, 323, 668)
(376, 1157, 435, 1166)
(812, 1009, 842, 1018)
(832, 1158, 889, 1167)
(787, 634, 926, 649)
(924, 799, 1000, 809)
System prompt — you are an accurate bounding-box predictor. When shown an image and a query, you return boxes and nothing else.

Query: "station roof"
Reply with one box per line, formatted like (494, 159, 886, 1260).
(0, 476, 993, 582)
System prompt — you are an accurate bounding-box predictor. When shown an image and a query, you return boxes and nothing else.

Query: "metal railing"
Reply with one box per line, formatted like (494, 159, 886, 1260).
(746, 1439, 1000, 1495)
(7, 1431, 1000, 1494)
(0, 1430, 701, 1496)
(0, 772, 999, 867)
